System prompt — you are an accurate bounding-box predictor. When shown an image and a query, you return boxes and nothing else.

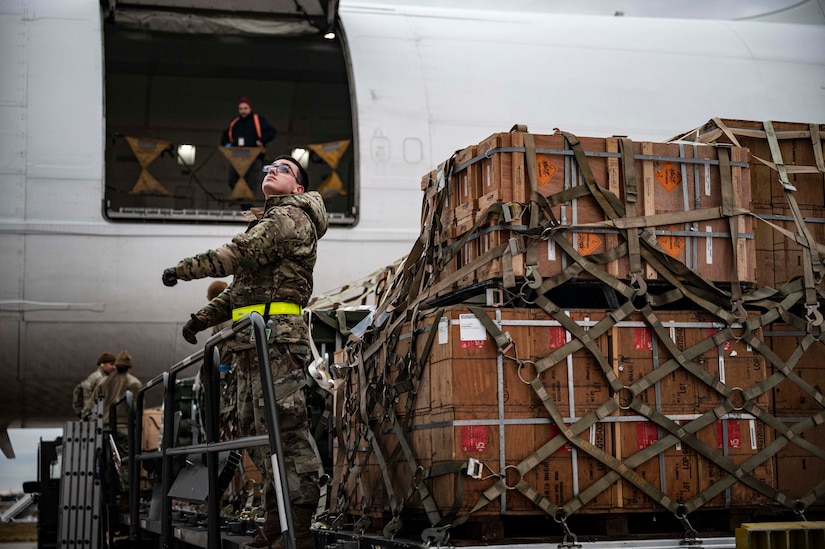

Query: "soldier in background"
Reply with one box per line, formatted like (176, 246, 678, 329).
(161, 155, 328, 549)
(72, 352, 117, 418)
(220, 97, 276, 192)
(93, 350, 142, 451)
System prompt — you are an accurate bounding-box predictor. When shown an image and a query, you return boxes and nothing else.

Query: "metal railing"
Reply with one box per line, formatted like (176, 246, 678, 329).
(109, 312, 295, 548)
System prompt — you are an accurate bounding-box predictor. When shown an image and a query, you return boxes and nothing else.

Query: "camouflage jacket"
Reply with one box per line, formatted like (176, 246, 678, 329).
(174, 191, 329, 345)
(92, 371, 142, 427)
(72, 368, 105, 418)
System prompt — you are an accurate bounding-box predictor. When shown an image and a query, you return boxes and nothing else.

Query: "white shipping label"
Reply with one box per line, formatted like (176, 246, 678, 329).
(704, 164, 711, 196)
(706, 226, 713, 264)
(749, 420, 757, 450)
(548, 239, 557, 261)
(438, 317, 449, 344)
(459, 314, 487, 349)
(675, 420, 681, 451)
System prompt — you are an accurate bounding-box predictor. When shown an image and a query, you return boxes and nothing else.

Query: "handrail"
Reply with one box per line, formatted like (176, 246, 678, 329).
(104, 311, 296, 548)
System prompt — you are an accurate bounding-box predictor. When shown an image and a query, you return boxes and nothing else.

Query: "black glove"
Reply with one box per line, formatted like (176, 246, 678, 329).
(162, 267, 178, 287)
(182, 313, 209, 345)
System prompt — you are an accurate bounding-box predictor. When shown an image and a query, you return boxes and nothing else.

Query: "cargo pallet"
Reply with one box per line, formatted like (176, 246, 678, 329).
(322, 122, 825, 549)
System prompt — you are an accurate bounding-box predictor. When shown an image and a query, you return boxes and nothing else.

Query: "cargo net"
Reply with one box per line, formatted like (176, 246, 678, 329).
(324, 123, 825, 542)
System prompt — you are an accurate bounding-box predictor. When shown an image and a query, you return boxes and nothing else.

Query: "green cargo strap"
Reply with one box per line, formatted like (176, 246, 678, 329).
(550, 205, 750, 233)
(718, 145, 747, 321)
(741, 330, 825, 432)
(398, 460, 468, 526)
(466, 305, 513, 351)
(559, 130, 624, 220)
(558, 130, 736, 315)
(385, 405, 444, 526)
(364, 424, 401, 515)
(422, 242, 509, 303)
(619, 137, 644, 292)
(548, 231, 635, 300)
(811, 123, 825, 172)
(523, 132, 541, 270)
(630, 304, 731, 398)
(377, 314, 440, 521)
(634, 399, 788, 515)
(713, 116, 744, 146)
(531, 376, 681, 514)
(748, 212, 825, 257)
(764, 120, 823, 326)
(451, 397, 621, 528)
(531, 296, 630, 394)
(374, 232, 426, 320)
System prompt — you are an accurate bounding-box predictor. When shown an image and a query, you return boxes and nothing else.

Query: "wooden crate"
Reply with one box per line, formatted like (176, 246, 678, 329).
(521, 134, 754, 286)
(766, 323, 825, 416)
(335, 306, 788, 519)
(142, 408, 163, 451)
(433, 129, 756, 291)
(451, 145, 480, 220)
(752, 206, 825, 289)
(475, 131, 527, 212)
(672, 118, 825, 291)
(671, 118, 825, 208)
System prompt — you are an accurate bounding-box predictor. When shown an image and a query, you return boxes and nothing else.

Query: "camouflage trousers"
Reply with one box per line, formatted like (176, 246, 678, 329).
(234, 343, 321, 505)
(219, 369, 238, 440)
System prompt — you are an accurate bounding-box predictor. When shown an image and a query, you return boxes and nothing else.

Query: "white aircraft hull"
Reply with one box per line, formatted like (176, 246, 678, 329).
(0, 1, 823, 426)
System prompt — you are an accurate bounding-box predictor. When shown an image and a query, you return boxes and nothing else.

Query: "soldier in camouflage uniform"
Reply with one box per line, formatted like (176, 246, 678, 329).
(72, 352, 117, 418)
(162, 155, 327, 549)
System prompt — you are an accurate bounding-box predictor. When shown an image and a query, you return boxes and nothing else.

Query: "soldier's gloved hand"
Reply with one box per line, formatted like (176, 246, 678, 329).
(182, 313, 208, 345)
(162, 267, 178, 287)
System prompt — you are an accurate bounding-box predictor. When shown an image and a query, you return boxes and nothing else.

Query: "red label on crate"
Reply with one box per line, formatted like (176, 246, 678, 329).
(637, 421, 659, 450)
(536, 154, 558, 186)
(707, 329, 733, 351)
(577, 232, 602, 255)
(634, 327, 653, 350)
(461, 425, 488, 453)
(657, 226, 685, 258)
(548, 326, 568, 349)
(716, 420, 742, 449)
(549, 423, 573, 453)
(655, 162, 682, 193)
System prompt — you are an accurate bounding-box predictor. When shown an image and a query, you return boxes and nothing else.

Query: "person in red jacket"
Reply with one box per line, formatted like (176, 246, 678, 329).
(220, 97, 276, 192)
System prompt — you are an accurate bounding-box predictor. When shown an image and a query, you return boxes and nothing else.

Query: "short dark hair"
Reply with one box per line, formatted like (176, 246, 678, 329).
(273, 155, 309, 189)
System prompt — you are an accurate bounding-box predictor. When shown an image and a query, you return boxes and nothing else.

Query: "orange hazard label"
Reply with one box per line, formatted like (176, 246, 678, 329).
(655, 162, 682, 192)
(657, 226, 685, 258)
(577, 232, 602, 255)
(536, 154, 558, 186)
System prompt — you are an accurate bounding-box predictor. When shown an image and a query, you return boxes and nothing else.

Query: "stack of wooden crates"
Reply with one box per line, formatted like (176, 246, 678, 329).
(330, 120, 825, 536)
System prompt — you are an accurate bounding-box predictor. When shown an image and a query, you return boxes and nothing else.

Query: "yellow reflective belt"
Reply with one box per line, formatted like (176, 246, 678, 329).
(231, 302, 303, 321)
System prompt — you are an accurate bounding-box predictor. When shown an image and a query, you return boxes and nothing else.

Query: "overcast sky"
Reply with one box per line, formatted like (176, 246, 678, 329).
(0, 429, 63, 495)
